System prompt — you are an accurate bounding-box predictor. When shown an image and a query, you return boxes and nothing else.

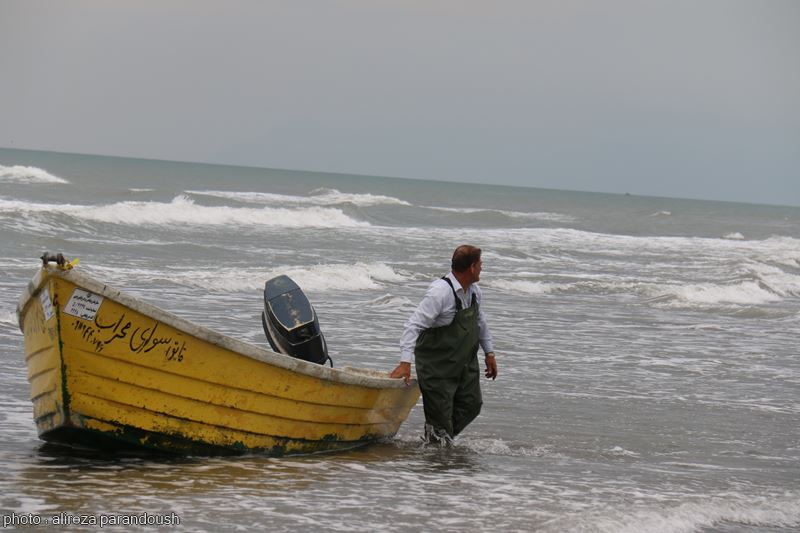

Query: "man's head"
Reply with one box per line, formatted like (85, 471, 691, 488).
(451, 245, 483, 284)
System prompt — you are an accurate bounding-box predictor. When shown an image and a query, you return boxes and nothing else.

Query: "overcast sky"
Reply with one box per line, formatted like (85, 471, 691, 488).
(1, 1, 798, 205)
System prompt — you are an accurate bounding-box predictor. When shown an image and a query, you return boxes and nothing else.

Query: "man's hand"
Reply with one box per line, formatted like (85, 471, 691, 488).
(390, 362, 412, 385)
(484, 353, 498, 380)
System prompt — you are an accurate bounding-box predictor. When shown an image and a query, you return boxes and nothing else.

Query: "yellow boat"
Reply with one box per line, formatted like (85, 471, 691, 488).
(17, 256, 420, 455)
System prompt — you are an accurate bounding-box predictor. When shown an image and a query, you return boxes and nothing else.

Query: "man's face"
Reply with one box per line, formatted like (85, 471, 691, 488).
(470, 259, 483, 283)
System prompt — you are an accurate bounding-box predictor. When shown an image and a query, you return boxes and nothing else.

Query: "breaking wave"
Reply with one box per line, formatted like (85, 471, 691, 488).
(365, 294, 415, 309)
(487, 260, 800, 307)
(746, 262, 800, 297)
(648, 263, 800, 308)
(0, 310, 17, 326)
(262, 262, 407, 292)
(550, 492, 800, 533)
(388, 434, 557, 458)
(423, 205, 576, 223)
(0, 195, 368, 229)
(654, 281, 783, 306)
(455, 437, 557, 457)
(87, 262, 407, 293)
(186, 188, 411, 207)
(0, 164, 68, 184)
(754, 237, 800, 268)
(485, 279, 564, 295)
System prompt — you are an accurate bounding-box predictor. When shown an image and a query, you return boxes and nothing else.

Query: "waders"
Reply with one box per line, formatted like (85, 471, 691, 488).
(414, 278, 482, 442)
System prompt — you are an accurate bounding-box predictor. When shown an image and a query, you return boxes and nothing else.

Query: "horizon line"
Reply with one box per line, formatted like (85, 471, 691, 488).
(1, 145, 798, 210)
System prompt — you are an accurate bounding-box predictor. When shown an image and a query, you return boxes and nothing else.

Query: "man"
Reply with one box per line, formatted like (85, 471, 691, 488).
(390, 245, 497, 444)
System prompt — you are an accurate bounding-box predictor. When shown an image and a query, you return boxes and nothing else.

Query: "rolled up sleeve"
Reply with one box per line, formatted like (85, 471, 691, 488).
(478, 305, 494, 355)
(399, 283, 447, 363)
(475, 285, 494, 355)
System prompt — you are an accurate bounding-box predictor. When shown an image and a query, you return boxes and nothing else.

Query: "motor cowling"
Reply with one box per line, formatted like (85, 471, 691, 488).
(262, 275, 330, 366)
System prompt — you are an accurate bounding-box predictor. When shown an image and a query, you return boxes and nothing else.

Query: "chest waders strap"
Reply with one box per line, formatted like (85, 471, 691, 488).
(441, 276, 477, 311)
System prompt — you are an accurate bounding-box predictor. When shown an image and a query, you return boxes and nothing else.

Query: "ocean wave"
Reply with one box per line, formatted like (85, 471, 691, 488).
(649, 281, 782, 307)
(606, 445, 640, 458)
(186, 188, 411, 207)
(723, 232, 745, 240)
(87, 262, 407, 293)
(485, 275, 652, 297)
(487, 268, 799, 307)
(747, 262, 800, 297)
(388, 434, 555, 458)
(0, 310, 17, 327)
(556, 493, 800, 533)
(0, 195, 368, 229)
(269, 262, 407, 292)
(455, 437, 557, 457)
(756, 237, 800, 267)
(467, 229, 800, 274)
(640, 259, 800, 307)
(422, 205, 577, 223)
(478, 227, 667, 247)
(365, 294, 416, 309)
(311, 187, 412, 206)
(485, 279, 564, 295)
(0, 164, 68, 184)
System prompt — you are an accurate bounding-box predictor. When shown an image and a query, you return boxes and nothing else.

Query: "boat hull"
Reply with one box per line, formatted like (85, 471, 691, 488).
(18, 267, 419, 455)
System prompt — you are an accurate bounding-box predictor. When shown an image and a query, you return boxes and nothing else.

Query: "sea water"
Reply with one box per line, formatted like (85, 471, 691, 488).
(0, 148, 798, 532)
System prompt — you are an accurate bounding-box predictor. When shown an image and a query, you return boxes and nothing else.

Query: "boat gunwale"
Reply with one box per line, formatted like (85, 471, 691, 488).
(18, 266, 416, 391)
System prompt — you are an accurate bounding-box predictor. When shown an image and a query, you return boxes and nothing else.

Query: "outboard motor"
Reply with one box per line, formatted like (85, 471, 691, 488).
(262, 275, 330, 366)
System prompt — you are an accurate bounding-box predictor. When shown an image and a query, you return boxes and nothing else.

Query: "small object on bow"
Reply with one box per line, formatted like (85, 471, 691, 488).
(40, 252, 78, 270)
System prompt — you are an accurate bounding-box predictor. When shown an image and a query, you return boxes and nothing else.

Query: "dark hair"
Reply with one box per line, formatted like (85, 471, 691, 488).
(451, 245, 482, 272)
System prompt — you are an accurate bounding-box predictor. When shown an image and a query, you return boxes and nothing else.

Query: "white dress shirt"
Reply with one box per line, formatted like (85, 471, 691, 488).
(399, 272, 494, 364)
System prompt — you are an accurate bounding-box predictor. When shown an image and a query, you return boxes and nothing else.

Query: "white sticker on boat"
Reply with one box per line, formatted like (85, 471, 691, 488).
(64, 289, 104, 321)
(39, 288, 54, 322)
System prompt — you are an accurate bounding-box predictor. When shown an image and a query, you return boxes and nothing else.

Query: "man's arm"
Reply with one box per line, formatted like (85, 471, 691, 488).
(391, 282, 447, 384)
(389, 362, 412, 384)
(476, 286, 498, 380)
(484, 352, 498, 380)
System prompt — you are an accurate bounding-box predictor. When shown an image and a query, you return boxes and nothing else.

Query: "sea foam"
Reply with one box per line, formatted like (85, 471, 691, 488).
(258, 262, 406, 292)
(81, 195, 369, 228)
(423, 205, 577, 223)
(486, 279, 562, 295)
(0, 164, 68, 184)
(748, 262, 800, 297)
(187, 188, 411, 207)
(0, 310, 17, 327)
(456, 437, 557, 457)
(87, 262, 407, 293)
(756, 237, 800, 268)
(572, 493, 800, 533)
(365, 294, 415, 309)
(654, 281, 782, 306)
(724, 232, 745, 240)
(0, 195, 368, 229)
